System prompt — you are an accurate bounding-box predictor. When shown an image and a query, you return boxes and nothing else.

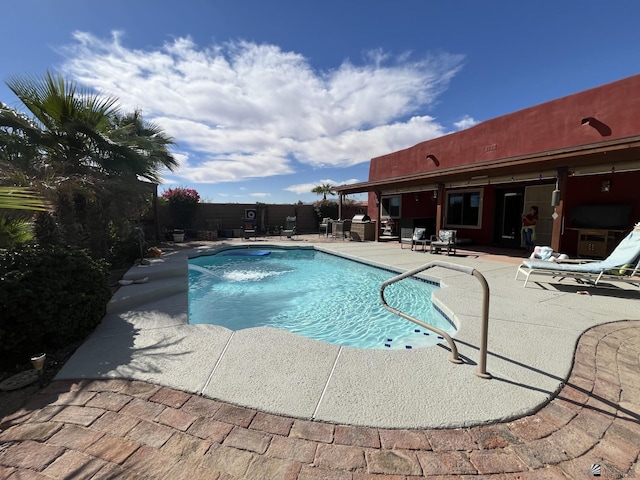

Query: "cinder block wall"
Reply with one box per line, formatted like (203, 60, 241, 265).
(159, 203, 316, 234)
(158, 202, 368, 237)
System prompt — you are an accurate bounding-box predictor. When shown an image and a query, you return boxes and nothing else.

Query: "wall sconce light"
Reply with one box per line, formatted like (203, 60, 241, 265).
(551, 177, 561, 206)
(426, 154, 440, 167)
(580, 117, 612, 136)
(415, 194, 419, 202)
(432, 190, 438, 200)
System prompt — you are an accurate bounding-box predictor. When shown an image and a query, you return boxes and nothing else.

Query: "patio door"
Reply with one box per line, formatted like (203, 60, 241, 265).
(494, 189, 524, 248)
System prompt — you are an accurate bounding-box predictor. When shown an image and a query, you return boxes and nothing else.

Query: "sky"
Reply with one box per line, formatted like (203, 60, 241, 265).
(1, 1, 639, 204)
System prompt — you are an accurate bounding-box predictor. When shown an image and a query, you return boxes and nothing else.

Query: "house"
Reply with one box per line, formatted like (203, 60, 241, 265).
(334, 74, 640, 257)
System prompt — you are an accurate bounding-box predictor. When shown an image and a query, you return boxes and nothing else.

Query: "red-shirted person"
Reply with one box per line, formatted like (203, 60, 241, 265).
(521, 206, 538, 253)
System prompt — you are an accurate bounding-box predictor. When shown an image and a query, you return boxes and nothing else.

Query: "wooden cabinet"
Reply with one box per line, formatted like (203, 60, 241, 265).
(576, 229, 620, 258)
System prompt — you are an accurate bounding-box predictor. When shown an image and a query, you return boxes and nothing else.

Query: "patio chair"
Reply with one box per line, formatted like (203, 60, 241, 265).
(400, 227, 414, 249)
(319, 217, 331, 237)
(401, 227, 429, 251)
(414, 228, 430, 252)
(280, 216, 297, 239)
(515, 223, 640, 287)
(342, 220, 352, 241)
(242, 219, 257, 240)
(430, 229, 457, 255)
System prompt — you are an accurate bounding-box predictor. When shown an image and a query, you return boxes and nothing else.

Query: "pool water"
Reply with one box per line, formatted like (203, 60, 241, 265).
(188, 248, 456, 349)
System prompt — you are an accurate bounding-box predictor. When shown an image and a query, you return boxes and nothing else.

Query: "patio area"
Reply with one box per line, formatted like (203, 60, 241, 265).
(1, 237, 639, 478)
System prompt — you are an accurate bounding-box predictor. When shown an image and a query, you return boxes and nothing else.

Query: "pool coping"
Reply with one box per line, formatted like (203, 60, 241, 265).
(56, 240, 640, 429)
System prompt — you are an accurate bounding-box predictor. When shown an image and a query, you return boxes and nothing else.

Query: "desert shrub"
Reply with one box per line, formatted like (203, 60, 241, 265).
(0, 245, 111, 367)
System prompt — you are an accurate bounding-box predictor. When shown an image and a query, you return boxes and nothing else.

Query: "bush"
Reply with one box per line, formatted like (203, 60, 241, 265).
(108, 228, 145, 269)
(161, 187, 200, 229)
(161, 187, 200, 204)
(313, 199, 338, 224)
(0, 246, 111, 367)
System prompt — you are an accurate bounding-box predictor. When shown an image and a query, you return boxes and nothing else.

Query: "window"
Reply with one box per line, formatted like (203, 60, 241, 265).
(445, 190, 482, 228)
(381, 196, 401, 218)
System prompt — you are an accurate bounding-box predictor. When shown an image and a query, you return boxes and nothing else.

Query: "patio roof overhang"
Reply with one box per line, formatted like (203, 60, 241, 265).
(334, 135, 640, 195)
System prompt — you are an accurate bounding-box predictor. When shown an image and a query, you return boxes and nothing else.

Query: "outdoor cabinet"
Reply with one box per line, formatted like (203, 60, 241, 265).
(576, 229, 620, 258)
(350, 221, 376, 242)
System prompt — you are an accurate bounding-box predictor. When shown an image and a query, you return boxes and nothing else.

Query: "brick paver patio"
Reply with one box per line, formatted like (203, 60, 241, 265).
(1, 320, 639, 479)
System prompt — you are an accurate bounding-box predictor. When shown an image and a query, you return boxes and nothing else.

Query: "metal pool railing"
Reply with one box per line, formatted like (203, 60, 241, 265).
(379, 261, 492, 379)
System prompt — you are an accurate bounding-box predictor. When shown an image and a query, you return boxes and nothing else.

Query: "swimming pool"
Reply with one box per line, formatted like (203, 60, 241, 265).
(188, 248, 456, 349)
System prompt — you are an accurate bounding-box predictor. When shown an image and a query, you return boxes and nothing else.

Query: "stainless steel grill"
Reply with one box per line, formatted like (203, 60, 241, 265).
(352, 214, 371, 222)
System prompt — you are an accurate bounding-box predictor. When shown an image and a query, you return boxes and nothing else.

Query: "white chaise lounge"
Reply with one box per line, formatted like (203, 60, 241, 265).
(515, 223, 640, 288)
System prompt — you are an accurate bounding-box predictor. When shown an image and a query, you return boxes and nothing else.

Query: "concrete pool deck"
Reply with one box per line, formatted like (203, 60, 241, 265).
(1, 237, 640, 479)
(52, 237, 639, 429)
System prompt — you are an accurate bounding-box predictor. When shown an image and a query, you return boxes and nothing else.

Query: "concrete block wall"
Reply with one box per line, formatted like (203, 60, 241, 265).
(159, 203, 317, 236)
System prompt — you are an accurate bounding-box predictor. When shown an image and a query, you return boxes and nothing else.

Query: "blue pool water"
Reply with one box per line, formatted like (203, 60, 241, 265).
(188, 248, 456, 349)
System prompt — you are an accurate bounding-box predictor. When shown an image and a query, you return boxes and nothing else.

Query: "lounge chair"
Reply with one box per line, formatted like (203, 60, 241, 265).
(430, 229, 457, 255)
(280, 216, 297, 239)
(515, 223, 640, 287)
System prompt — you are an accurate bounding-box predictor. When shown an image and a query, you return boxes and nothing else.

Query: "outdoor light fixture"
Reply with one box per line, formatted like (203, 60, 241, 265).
(426, 154, 440, 166)
(551, 176, 561, 207)
(30, 353, 46, 388)
(415, 194, 419, 202)
(580, 117, 612, 136)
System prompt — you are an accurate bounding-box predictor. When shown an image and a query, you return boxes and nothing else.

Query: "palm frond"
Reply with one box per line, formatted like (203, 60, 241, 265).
(0, 187, 48, 211)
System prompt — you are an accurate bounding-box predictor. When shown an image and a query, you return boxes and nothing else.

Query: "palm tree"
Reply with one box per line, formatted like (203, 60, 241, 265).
(0, 72, 178, 256)
(311, 183, 335, 200)
(1, 72, 177, 181)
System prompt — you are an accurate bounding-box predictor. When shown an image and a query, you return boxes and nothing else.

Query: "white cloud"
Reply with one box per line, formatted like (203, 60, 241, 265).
(286, 177, 366, 196)
(453, 115, 479, 130)
(62, 31, 465, 184)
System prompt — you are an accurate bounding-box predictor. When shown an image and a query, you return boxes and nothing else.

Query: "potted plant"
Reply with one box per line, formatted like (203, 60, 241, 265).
(172, 229, 185, 242)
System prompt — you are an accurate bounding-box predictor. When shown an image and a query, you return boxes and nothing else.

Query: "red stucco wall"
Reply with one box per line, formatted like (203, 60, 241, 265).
(369, 74, 640, 181)
(400, 191, 438, 218)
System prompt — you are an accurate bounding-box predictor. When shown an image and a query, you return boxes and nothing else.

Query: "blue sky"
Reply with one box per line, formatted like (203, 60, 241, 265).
(2, 1, 639, 204)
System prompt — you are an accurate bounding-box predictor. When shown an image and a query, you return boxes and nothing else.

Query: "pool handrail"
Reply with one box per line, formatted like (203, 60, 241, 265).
(379, 260, 492, 379)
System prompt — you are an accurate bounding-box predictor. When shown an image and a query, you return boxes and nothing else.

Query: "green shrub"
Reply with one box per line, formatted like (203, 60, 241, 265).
(0, 215, 35, 248)
(0, 246, 111, 367)
(313, 199, 338, 224)
(108, 230, 144, 269)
